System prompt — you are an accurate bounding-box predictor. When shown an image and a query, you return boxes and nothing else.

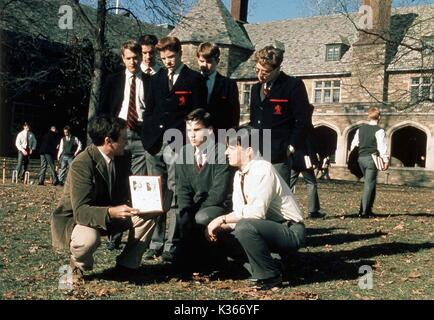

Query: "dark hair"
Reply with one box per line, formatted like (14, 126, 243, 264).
(156, 36, 182, 53)
(88, 115, 127, 146)
(63, 125, 71, 131)
(185, 108, 212, 128)
(120, 39, 141, 57)
(196, 42, 220, 60)
(138, 34, 158, 46)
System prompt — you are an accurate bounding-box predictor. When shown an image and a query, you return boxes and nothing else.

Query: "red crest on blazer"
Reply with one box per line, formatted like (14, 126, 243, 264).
(175, 91, 191, 107)
(274, 104, 283, 115)
(179, 95, 186, 106)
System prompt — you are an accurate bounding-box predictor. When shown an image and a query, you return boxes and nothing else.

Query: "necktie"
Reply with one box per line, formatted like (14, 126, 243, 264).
(145, 68, 152, 76)
(168, 71, 174, 90)
(127, 75, 138, 129)
(109, 160, 116, 198)
(197, 152, 203, 169)
(240, 173, 247, 205)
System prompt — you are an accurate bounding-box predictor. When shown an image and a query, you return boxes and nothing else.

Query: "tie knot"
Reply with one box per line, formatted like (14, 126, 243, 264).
(145, 68, 152, 75)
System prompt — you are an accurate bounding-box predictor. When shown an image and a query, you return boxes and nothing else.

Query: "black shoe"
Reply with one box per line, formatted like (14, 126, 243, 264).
(309, 211, 326, 219)
(358, 212, 375, 219)
(161, 251, 174, 263)
(53, 181, 60, 186)
(253, 275, 282, 290)
(38, 182, 44, 186)
(143, 248, 162, 260)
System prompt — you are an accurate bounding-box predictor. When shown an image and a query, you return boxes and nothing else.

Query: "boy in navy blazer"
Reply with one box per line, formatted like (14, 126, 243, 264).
(249, 46, 310, 185)
(196, 42, 240, 131)
(141, 36, 207, 262)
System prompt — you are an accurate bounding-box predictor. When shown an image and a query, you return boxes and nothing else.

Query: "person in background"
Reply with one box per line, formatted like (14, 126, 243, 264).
(350, 107, 389, 218)
(139, 34, 161, 76)
(38, 126, 60, 186)
(196, 42, 240, 130)
(57, 125, 82, 186)
(15, 122, 37, 182)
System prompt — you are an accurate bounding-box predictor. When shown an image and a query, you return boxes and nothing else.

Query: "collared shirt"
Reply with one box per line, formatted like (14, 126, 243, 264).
(168, 63, 185, 87)
(15, 129, 37, 153)
(232, 158, 304, 223)
(194, 145, 208, 167)
(140, 63, 161, 76)
(260, 80, 275, 101)
(202, 71, 217, 103)
(350, 120, 389, 162)
(97, 147, 115, 186)
(57, 135, 82, 159)
(118, 69, 146, 122)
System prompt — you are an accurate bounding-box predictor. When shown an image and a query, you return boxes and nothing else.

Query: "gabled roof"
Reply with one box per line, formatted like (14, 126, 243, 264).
(232, 5, 434, 79)
(0, 0, 170, 50)
(169, 0, 254, 50)
(386, 5, 434, 71)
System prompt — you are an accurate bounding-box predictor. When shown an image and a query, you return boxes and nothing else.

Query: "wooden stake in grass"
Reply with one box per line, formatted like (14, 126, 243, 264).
(2, 158, 5, 184)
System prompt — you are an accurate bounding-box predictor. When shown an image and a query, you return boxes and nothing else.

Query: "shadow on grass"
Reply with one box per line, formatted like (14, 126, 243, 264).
(85, 263, 178, 285)
(306, 230, 387, 247)
(285, 242, 434, 285)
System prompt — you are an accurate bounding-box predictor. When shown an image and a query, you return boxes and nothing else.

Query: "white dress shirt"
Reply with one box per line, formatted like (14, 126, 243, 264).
(350, 120, 389, 162)
(15, 129, 37, 153)
(118, 69, 146, 122)
(232, 159, 304, 223)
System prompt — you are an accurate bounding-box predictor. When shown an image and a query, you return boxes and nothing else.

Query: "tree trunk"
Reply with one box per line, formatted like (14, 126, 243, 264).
(87, 0, 106, 143)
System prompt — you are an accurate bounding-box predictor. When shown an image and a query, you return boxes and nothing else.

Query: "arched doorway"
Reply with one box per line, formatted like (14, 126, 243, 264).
(313, 126, 338, 162)
(391, 126, 427, 168)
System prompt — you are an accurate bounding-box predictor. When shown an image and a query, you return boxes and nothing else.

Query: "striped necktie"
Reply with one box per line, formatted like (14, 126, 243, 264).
(127, 75, 138, 129)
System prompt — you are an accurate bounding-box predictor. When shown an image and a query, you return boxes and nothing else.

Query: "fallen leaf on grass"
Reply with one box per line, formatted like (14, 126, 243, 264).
(3, 291, 15, 299)
(408, 272, 421, 279)
(393, 224, 405, 231)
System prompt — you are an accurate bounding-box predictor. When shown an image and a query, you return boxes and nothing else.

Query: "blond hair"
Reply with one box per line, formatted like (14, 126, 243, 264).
(367, 107, 381, 120)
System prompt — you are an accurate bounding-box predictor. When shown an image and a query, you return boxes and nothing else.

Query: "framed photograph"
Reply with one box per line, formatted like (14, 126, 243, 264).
(129, 176, 163, 213)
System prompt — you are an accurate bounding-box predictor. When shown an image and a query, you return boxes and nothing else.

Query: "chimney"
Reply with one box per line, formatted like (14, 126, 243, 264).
(231, 0, 248, 23)
(360, 0, 391, 41)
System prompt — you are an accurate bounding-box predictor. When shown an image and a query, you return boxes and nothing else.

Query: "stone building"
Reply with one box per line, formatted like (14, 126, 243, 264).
(169, 0, 434, 187)
(1, 0, 433, 186)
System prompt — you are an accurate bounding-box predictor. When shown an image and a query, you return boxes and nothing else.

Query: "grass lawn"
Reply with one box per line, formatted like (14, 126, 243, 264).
(0, 180, 433, 300)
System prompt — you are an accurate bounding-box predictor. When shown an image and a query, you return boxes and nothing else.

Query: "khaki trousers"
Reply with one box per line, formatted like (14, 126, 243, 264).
(70, 216, 156, 271)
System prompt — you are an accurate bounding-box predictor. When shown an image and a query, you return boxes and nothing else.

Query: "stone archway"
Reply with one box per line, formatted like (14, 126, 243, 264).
(391, 126, 427, 168)
(313, 125, 338, 162)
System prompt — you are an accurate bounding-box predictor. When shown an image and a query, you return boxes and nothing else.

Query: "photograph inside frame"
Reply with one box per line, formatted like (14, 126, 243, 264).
(129, 175, 163, 213)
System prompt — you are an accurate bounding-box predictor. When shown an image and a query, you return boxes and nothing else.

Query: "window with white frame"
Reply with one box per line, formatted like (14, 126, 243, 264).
(242, 83, 251, 105)
(314, 80, 341, 103)
(410, 77, 433, 102)
(326, 44, 341, 61)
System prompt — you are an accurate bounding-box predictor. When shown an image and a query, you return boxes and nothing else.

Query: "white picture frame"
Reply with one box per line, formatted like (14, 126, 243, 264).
(129, 175, 163, 213)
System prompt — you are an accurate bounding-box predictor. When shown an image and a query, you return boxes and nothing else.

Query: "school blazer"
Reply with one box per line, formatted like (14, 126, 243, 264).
(141, 66, 207, 154)
(99, 70, 150, 118)
(207, 73, 240, 130)
(249, 72, 310, 163)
